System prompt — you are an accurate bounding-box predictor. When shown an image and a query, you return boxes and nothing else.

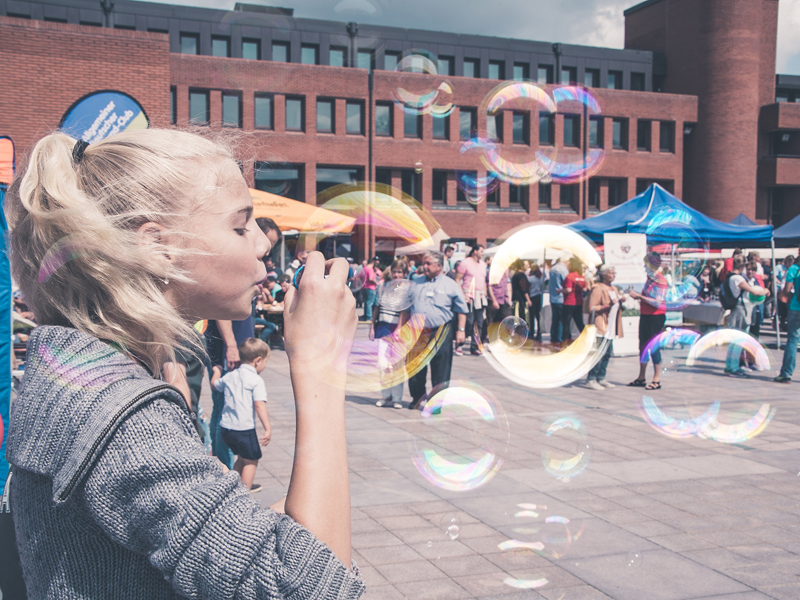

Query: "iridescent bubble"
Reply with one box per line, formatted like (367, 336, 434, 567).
(390, 49, 455, 117)
(296, 183, 447, 393)
(637, 395, 720, 440)
(38, 235, 93, 283)
(414, 161, 423, 174)
(484, 223, 606, 388)
(348, 267, 368, 293)
(639, 328, 700, 375)
(498, 316, 529, 350)
(440, 513, 462, 540)
(626, 551, 643, 568)
(456, 138, 500, 206)
(541, 413, 591, 482)
(498, 502, 586, 568)
(254, 157, 296, 197)
(410, 383, 509, 492)
(378, 278, 414, 312)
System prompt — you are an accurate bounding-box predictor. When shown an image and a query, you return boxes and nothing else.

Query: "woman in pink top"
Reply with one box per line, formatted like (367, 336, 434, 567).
(455, 245, 487, 355)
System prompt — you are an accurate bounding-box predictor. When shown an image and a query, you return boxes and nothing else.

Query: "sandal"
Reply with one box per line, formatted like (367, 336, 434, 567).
(628, 378, 647, 387)
(645, 381, 661, 390)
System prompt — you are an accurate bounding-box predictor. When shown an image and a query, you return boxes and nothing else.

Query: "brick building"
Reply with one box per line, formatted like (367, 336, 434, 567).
(0, 0, 795, 255)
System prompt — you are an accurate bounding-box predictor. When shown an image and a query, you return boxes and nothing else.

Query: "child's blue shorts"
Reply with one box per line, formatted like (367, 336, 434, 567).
(220, 427, 262, 461)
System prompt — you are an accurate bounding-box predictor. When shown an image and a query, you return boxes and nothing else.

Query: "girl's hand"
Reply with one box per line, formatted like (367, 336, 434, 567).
(259, 429, 272, 446)
(283, 253, 357, 392)
(369, 325, 375, 341)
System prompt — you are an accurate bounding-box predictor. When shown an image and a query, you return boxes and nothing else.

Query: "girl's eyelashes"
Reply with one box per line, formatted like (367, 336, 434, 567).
(235, 228, 248, 236)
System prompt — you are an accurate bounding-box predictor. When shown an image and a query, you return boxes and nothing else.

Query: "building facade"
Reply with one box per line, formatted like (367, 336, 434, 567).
(0, 0, 792, 254)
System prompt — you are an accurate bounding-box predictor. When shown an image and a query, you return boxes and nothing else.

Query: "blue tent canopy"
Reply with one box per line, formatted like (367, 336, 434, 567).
(774, 212, 800, 246)
(567, 184, 774, 247)
(730, 213, 758, 226)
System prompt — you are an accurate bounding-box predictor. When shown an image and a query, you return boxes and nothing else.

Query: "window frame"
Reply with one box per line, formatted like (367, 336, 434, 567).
(221, 91, 242, 128)
(404, 111, 422, 139)
(330, 46, 347, 67)
(384, 51, 400, 71)
(487, 112, 503, 143)
(538, 182, 552, 208)
(438, 56, 454, 76)
(345, 100, 365, 135)
(357, 50, 373, 71)
(513, 62, 529, 81)
(432, 114, 450, 140)
(561, 66, 577, 85)
(285, 96, 305, 132)
(608, 70, 623, 90)
(316, 98, 335, 134)
(180, 33, 199, 55)
(589, 116, 603, 148)
(459, 107, 477, 141)
(432, 170, 448, 205)
(463, 58, 480, 78)
(512, 111, 529, 145)
(537, 64, 554, 84)
(584, 68, 600, 88)
(659, 121, 675, 153)
(375, 102, 393, 137)
(271, 41, 290, 62)
(637, 119, 652, 151)
(211, 36, 231, 58)
(563, 114, 580, 147)
(300, 44, 319, 65)
(188, 89, 210, 126)
(254, 93, 274, 130)
(612, 117, 628, 150)
(539, 112, 555, 145)
(170, 86, 176, 125)
(488, 60, 505, 80)
(631, 72, 646, 91)
(242, 38, 260, 60)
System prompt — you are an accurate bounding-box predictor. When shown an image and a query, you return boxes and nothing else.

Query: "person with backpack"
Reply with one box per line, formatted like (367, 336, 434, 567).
(721, 256, 770, 378)
(776, 248, 800, 383)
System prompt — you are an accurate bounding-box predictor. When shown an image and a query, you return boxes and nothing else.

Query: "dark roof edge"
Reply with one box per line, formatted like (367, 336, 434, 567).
(623, 0, 666, 17)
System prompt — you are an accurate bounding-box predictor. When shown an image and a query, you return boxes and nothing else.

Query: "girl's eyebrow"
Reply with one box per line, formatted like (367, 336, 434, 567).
(231, 206, 253, 221)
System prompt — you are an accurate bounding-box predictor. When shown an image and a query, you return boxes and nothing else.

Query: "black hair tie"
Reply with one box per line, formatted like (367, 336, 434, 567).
(72, 140, 89, 164)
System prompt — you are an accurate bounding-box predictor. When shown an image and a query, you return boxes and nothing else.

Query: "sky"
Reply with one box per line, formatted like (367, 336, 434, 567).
(144, 0, 800, 75)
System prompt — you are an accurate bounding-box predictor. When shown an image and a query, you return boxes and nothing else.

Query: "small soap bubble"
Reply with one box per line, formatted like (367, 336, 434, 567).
(626, 550, 643, 568)
(440, 513, 462, 540)
(498, 316, 529, 350)
(427, 541, 433, 548)
(414, 161, 423, 174)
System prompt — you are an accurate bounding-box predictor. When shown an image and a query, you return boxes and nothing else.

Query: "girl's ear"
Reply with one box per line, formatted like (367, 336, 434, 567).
(136, 222, 173, 274)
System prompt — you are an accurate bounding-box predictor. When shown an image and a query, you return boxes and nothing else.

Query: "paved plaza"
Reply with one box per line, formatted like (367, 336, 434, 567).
(201, 326, 800, 600)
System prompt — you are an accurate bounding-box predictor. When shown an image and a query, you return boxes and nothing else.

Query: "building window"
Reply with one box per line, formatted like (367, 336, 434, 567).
(457, 173, 477, 205)
(513, 62, 529, 80)
(222, 92, 241, 127)
(285, 97, 304, 132)
(539, 182, 551, 208)
(254, 94, 273, 129)
(509, 184, 528, 209)
(589, 116, 603, 148)
(170, 86, 176, 125)
(560, 184, 579, 212)
(513, 112, 529, 144)
(637, 119, 651, 151)
(584, 69, 600, 88)
(113, 23, 136, 30)
(487, 186, 500, 206)
(564, 115, 580, 147)
(44, 17, 67, 23)
(401, 169, 421, 200)
(539, 112, 554, 145)
(588, 179, 600, 210)
(330, 47, 347, 67)
(272, 41, 289, 62)
(612, 118, 628, 150)
(317, 99, 334, 133)
(380, 51, 399, 70)
(242, 39, 260, 60)
(375, 168, 392, 187)
(432, 170, 448, 205)
(459, 108, 476, 141)
(189, 90, 209, 125)
(438, 56, 454, 76)
(487, 113, 503, 142)
(180, 33, 199, 55)
(463, 58, 479, 78)
(346, 101, 364, 135)
(631, 72, 646, 91)
(357, 50, 372, 70)
(212, 36, 230, 58)
(537, 65, 553, 84)
(376, 103, 392, 136)
(608, 70, 623, 90)
(301, 45, 319, 65)
(432, 115, 449, 140)
(659, 121, 675, 153)
(255, 162, 303, 200)
(316, 166, 362, 195)
(404, 112, 421, 138)
(488, 60, 505, 80)
(561, 67, 577, 85)
(608, 178, 626, 207)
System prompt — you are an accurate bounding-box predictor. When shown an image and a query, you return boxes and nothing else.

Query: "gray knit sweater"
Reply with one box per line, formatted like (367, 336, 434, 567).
(6, 326, 366, 600)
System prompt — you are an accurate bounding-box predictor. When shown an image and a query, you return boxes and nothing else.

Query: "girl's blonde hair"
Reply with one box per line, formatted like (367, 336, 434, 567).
(5, 128, 240, 373)
(383, 258, 409, 281)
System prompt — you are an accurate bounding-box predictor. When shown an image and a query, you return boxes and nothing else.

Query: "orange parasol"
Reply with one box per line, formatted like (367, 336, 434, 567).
(0, 136, 15, 185)
(250, 188, 356, 234)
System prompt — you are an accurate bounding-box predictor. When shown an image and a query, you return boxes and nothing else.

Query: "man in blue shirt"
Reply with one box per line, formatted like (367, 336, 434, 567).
(548, 258, 569, 347)
(407, 251, 469, 409)
(776, 247, 800, 383)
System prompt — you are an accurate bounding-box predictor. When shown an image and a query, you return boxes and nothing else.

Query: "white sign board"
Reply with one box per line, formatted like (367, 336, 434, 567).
(603, 233, 647, 285)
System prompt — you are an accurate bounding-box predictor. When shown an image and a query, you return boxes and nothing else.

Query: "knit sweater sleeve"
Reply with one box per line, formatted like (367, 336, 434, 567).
(80, 397, 366, 600)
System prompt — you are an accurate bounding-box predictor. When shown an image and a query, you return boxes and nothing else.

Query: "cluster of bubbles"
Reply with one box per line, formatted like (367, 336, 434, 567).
(410, 382, 509, 492)
(638, 329, 776, 444)
(390, 50, 455, 117)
